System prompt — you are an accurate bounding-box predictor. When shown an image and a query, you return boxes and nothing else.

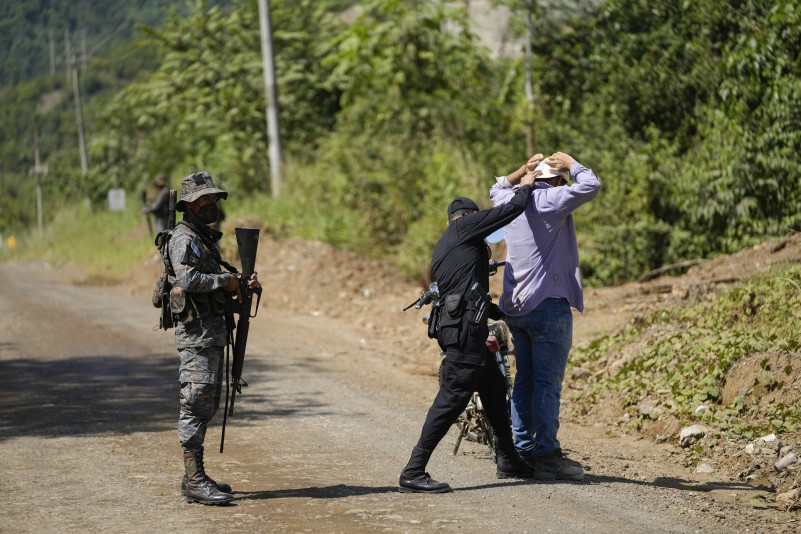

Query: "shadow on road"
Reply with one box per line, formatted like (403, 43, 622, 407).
(584, 473, 769, 494)
(0, 352, 331, 442)
(238, 480, 535, 501)
(238, 484, 399, 500)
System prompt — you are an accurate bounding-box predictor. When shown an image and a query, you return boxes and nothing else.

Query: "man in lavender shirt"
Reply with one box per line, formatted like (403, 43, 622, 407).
(489, 151, 601, 480)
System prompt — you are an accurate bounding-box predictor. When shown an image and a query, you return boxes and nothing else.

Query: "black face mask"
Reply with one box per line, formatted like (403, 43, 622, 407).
(197, 203, 219, 225)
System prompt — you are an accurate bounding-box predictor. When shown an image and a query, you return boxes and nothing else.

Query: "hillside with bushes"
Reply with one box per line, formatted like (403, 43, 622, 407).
(2, 0, 800, 287)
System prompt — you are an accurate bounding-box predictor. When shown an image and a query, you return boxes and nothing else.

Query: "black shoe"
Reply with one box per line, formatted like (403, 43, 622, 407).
(185, 477, 235, 505)
(522, 450, 585, 481)
(398, 472, 453, 493)
(496, 454, 534, 479)
(181, 474, 232, 495)
(182, 448, 234, 505)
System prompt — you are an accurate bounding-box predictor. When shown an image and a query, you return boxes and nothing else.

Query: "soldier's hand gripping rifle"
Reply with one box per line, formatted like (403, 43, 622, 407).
(220, 227, 263, 453)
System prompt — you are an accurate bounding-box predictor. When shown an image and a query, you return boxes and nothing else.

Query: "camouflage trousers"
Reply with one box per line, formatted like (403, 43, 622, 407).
(178, 345, 224, 451)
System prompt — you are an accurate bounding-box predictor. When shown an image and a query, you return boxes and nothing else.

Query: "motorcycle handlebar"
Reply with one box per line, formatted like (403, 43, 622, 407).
(403, 289, 436, 311)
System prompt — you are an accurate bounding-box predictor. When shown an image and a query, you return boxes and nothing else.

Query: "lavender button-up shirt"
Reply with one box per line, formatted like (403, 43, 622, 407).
(489, 161, 601, 316)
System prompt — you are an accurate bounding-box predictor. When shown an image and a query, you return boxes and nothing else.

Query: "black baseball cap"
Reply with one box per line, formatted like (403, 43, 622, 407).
(447, 197, 479, 218)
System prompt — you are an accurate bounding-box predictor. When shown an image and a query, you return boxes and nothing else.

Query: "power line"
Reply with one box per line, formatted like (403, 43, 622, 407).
(87, 0, 150, 58)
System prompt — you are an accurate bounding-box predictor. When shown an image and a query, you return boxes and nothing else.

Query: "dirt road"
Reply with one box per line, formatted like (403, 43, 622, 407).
(0, 261, 777, 532)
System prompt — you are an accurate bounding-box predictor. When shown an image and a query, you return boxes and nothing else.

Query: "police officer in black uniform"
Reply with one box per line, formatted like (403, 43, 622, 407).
(399, 171, 538, 493)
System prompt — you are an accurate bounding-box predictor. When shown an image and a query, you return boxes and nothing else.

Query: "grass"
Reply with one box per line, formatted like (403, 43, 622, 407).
(4, 201, 155, 282)
(1, 188, 367, 282)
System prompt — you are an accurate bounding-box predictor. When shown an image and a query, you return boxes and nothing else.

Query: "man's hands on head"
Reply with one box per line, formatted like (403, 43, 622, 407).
(506, 152, 576, 187)
(520, 151, 545, 187)
(545, 152, 576, 173)
(524, 153, 544, 173)
(506, 153, 544, 186)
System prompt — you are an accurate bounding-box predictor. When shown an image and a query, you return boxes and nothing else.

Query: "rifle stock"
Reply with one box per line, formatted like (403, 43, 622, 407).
(220, 227, 262, 453)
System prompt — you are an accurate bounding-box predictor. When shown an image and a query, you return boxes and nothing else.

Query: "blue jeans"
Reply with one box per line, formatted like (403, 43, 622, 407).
(506, 298, 573, 456)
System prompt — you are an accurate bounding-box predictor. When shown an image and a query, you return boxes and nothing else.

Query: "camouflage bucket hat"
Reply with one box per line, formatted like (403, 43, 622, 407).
(176, 171, 228, 211)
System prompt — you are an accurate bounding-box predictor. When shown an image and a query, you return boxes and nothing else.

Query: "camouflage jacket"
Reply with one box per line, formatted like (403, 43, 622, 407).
(167, 215, 235, 349)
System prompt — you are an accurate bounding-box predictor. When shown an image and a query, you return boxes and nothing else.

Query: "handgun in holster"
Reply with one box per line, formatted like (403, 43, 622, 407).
(467, 282, 490, 326)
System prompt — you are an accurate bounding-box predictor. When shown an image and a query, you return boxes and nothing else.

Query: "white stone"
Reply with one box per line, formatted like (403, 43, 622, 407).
(755, 433, 782, 452)
(636, 399, 663, 416)
(776, 488, 801, 503)
(679, 425, 708, 448)
(695, 463, 715, 474)
(774, 452, 799, 471)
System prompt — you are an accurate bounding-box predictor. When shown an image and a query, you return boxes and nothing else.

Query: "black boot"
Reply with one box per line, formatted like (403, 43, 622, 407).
(496, 450, 534, 479)
(495, 436, 534, 479)
(398, 446, 453, 493)
(181, 445, 232, 495)
(183, 448, 234, 505)
(522, 449, 585, 481)
(181, 475, 232, 495)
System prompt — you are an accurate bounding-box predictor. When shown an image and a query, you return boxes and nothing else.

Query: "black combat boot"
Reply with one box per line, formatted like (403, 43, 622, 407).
(181, 447, 232, 496)
(495, 436, 534, 479)
(183, 448, 234, 505)
(522, 448, 585, 481)
(398, 446, 453, 493)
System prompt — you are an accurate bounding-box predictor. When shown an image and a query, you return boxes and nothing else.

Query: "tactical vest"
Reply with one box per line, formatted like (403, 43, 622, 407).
(166, 222, 230, 324)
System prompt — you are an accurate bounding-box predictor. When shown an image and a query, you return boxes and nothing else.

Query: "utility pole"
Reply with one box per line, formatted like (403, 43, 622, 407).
(257, 0, 282, 197)
(80, 29, 87, 70)
(49, 30, 55, 77)
(31, 131, 47, 231)
(524, 0, 535, 156)
(64, 28, 71, 86)
(71, 53, 89, 173)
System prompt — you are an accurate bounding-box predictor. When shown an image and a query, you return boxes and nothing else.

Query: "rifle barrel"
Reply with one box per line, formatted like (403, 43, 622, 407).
(168, 190, 177, 230)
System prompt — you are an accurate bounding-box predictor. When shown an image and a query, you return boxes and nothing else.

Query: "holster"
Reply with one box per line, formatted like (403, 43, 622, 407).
(159, 295, 174, 330)
(436, 293, 468, 350)
(427, 303, 442, 339)
(466, 282, 490, 326)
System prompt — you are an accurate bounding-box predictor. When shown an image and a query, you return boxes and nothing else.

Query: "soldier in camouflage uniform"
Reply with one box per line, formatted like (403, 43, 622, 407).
(167, 171, 260, 505)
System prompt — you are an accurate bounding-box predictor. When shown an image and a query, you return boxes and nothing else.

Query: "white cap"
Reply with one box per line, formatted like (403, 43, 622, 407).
(535, 160, 569, 181)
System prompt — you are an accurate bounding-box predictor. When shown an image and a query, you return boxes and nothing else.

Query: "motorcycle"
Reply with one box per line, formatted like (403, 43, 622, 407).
(404, 259, 514, 459)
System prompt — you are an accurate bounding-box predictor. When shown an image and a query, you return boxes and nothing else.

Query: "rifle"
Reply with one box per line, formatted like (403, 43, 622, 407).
(152, 190, 178, 330)
(220, 227, 263, 453)
(141, 189, 153, 237)
(168, 190, 177, 229)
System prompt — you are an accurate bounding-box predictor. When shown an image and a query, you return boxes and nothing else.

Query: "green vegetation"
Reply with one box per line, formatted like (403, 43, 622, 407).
(570, 264, 801, 438)
(2, 0, 800, 287)
(17, 202, 153, 281)
(0, 0, 224, 87)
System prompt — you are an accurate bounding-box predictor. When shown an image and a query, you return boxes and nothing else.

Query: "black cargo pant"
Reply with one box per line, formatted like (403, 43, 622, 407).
(415, 345, 511, 453)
